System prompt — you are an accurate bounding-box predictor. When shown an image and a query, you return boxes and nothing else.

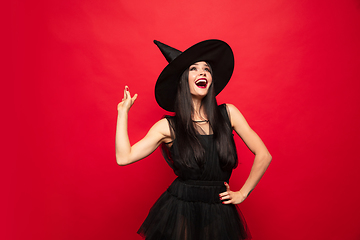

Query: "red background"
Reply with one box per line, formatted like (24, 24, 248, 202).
(9, 0, 360, 239)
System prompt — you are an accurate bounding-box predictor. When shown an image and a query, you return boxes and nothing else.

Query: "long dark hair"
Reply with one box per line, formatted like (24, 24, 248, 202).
(171, 65, 238, 171)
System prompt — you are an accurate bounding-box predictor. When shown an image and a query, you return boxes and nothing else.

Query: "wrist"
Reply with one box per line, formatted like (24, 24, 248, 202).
(238, 190, 247, 199)
(117, 107, 129, 115)
(239, 188, 252, 199)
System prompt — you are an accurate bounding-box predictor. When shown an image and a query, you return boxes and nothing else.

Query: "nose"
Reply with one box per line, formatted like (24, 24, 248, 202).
(199, 69, 207, 76)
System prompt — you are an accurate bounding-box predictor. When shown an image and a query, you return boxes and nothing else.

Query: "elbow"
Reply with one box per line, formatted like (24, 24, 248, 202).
(116, 159, 128, 166)
(265, 152, 272, 165)
(116, 161, 127, 166)
(258, 151, 272, 166)
(116, 154, 129, 166)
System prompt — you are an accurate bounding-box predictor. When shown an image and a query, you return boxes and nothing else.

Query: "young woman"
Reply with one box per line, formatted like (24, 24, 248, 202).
(116, 40, 272, 240)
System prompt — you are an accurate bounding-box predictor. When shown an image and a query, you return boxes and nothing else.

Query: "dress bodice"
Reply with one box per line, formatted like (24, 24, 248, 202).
(162, 104, 236, 182)
(167, 134, 232, 181)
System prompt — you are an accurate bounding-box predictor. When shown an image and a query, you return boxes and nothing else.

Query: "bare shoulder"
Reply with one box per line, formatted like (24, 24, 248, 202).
(224, 103, 247, 128)
(149, 118, 172, 141)
(225, 103, 242, 114)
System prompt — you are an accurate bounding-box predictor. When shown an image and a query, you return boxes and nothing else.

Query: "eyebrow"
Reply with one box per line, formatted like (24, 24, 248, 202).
(191, 63, 209, 66)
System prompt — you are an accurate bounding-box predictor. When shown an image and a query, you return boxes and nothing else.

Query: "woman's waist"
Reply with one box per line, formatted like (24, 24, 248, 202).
(166, 177, 228, 204)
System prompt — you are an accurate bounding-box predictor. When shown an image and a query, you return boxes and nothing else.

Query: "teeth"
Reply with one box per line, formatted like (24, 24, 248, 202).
(195, 79, 207, 84)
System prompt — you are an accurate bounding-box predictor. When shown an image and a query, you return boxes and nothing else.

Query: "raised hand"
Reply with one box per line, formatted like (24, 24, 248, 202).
(117, 86, 138, 113)
(219, 182, 247, 205)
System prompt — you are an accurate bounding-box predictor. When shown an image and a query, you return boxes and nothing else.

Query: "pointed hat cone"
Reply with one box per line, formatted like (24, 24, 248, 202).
(154, 40, 182, 63)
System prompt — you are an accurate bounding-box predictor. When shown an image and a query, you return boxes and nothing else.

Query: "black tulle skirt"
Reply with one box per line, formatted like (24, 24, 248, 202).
(138, 178, 251, 240)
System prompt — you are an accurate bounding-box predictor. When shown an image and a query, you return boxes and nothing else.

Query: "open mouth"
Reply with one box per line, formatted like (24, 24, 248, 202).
(195, 78, 208, 88)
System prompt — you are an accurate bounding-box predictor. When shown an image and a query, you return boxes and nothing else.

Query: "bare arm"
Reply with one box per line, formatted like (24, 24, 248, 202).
(220, 103, 272, 204)
(115, 86, 171, 166)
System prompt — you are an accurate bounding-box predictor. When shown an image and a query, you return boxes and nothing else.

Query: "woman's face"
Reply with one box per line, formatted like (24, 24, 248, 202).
(187, 61, 213, 99)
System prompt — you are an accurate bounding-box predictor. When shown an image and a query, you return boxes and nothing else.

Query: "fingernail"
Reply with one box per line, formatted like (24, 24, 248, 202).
(219, 197, 222, 200)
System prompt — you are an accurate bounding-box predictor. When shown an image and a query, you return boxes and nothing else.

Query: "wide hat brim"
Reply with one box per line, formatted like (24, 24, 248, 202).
(155, 39, 234, 112)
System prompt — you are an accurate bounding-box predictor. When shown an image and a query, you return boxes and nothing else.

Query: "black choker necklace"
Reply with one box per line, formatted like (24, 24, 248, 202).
(192, 119, 209, 123)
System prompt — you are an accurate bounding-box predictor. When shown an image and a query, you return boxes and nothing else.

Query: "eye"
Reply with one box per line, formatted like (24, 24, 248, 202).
(205, 68, 211, 73)
(189, 66, 197, 71)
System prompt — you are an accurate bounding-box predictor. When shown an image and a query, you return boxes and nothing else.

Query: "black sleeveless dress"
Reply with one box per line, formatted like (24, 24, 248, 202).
(137, 104, 251, 240)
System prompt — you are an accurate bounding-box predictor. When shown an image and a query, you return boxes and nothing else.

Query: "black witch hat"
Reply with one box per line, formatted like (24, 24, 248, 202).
(154, 39, 234, 112)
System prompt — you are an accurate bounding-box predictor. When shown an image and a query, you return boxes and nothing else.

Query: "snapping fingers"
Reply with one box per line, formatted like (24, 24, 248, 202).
(118, 86, 138, 112)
